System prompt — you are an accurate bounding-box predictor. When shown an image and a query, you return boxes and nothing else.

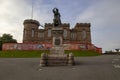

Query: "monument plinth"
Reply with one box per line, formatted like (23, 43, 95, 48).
(40, 8, 74, 66)
(52, 27, 63, 46)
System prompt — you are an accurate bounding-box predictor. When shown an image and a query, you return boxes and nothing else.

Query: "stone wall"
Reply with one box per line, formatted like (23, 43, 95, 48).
(2, 43, 102, 53)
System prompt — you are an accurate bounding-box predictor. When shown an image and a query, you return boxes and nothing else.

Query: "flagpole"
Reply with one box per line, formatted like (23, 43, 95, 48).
(31, 0, 33, 19)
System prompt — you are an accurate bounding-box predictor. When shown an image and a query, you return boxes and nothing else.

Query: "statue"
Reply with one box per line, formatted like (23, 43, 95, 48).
(53, 8, 61, 27)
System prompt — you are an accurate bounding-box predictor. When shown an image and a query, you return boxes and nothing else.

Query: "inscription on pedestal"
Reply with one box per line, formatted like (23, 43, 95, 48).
(55, 39, 60, 45)
(53, 37, 62, 46)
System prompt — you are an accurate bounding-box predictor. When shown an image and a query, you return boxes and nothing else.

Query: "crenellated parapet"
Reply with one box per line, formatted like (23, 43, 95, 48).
(61, 23, 70, 27)
(75, 23, 91, 28)
(23, 19, 40, 26)
(44, 23, 53, 29)
(45, 23, 53, 27)
(44, 23, 70, 29)
(45, 23, 70, 27)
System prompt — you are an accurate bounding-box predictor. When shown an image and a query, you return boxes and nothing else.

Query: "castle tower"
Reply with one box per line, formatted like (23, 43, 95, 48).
(75, 23, 91, 44)
(23, 19, 40, 43)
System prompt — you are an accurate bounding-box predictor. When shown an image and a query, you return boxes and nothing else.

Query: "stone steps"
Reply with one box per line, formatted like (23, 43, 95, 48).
(46, 55, 68, 66)
(40, 53, 74, 66)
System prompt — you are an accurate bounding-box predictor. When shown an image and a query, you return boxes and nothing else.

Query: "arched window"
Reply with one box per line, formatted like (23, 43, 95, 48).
(48, 29, 51, 37)
(82, 30, 86, 39)
(63, 29, 67, 38)
(32, 29, 34, 37)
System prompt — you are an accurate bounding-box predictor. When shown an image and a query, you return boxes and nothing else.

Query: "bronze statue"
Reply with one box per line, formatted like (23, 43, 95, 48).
(53, 8, 61, 26)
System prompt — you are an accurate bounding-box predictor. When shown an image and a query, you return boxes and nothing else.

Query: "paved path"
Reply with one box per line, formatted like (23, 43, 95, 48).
(0, 55, 120, 80)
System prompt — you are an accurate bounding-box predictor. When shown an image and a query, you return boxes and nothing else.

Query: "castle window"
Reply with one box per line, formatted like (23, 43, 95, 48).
(71, 33, 73, 40)
(32, 29, 34, 37)
(24, 29, 27, 37)
(82, 30, 86, 39)
(38, 33, 40, 38)
(73, 33, 76, 39)
(71, 32, 76, 40)
(48, 29, 51, 37)
(63, 29, 67, 38)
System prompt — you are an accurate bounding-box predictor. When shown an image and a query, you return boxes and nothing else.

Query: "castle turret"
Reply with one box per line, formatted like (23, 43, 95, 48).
(74, 23, 91, 44)
(23, 19, 40, 43)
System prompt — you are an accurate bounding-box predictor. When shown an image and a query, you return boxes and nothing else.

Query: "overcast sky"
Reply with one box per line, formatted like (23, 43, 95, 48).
(0, 0, 120, 52)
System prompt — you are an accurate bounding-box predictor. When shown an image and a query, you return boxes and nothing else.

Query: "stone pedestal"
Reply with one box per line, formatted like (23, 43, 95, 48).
(40, 27, 74, 66)
(40, 52, 74, 66)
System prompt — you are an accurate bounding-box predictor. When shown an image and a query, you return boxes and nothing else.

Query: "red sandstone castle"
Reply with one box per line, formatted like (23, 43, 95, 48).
(2, 9, 102, 53)
(23, 19, 91, 44)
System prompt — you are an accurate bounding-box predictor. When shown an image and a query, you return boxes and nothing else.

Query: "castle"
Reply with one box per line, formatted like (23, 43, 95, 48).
(23, 19, 91, 44)
(2, 8, 102, 53)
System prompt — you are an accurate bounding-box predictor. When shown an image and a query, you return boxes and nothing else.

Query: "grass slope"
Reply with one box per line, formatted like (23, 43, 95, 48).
(65, 50, 101, 57)
(0, 50, 101, 58)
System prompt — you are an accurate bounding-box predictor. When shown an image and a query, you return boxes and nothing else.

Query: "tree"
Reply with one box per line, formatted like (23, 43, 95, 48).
(0, 34, 17, 50)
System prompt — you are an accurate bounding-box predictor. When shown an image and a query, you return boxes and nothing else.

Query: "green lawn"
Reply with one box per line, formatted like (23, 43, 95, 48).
(65, 50, 101, 57)
(0, 50, 101, 58)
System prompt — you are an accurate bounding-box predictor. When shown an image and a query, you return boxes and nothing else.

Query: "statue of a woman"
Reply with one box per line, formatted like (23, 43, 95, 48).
(53, 8, 61, 26)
